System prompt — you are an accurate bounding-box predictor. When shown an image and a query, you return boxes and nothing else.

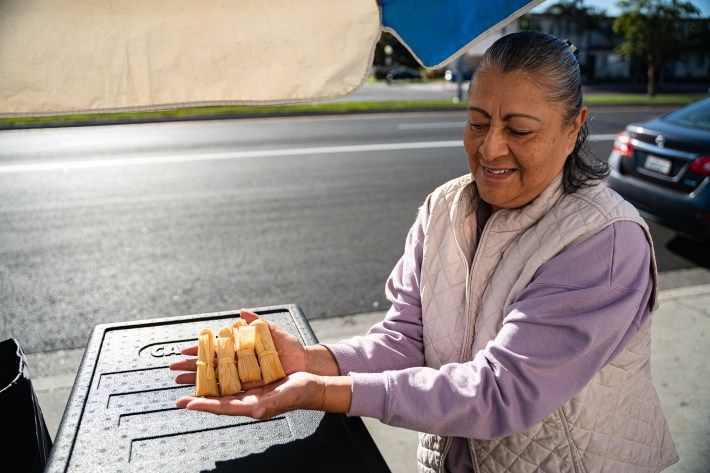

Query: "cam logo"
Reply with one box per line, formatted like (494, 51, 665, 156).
(139, 341, 194, 358)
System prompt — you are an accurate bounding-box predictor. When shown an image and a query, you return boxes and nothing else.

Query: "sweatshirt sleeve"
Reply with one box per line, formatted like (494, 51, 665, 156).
(344, 220, 654, 440)
(324, 198, 429, 373)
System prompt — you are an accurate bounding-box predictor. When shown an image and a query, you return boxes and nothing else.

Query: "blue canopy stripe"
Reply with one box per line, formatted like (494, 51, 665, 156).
(380, 0, 547, 68)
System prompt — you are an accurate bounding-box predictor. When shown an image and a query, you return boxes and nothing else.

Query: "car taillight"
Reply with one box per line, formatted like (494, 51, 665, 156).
(689, 156, 710, 176)
(613, 132, 633, 157)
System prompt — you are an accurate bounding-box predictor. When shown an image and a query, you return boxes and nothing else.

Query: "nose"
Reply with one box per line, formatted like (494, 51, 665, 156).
(479, 127, 508, 161)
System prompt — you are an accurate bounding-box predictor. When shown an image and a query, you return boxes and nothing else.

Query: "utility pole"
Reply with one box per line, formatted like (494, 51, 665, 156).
(454, 55, 464, 103)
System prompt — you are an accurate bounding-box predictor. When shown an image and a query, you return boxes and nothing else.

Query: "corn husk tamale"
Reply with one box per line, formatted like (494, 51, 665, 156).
(195, 328, 219, 397)
(231, 318, 247, 330)
(250, 319, 286, 384)
(216, 326, 241, 396)
(236, 325, 261, 383)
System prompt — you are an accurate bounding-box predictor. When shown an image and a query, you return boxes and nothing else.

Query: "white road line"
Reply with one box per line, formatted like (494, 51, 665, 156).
(0, 141, 464, 173)
(397, 122, 464, 129)
(588, 133, 617, 141)
(0, 134, 618, 173)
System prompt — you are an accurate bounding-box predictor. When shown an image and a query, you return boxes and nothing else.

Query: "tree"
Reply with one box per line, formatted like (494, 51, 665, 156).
(535, 0, 609, 82)
(544, 0, 606, 22)
(521, 0, 606, 34)
(545, 0, 607, 38)
(613, 0, 700, 96)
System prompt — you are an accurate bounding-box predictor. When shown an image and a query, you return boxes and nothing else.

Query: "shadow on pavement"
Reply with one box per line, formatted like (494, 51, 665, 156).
(666, 235, 710, 269)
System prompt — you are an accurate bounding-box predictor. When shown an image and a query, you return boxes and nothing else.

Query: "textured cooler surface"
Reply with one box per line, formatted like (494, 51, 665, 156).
(46, 306, 389, 472)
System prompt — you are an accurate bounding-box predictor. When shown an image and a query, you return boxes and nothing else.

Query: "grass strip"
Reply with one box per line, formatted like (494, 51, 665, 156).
(1, 94, 707, 129)
(584, 94, 708, 105)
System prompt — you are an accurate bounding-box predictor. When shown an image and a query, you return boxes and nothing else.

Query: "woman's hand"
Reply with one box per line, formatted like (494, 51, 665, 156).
(239, 309, 308, 375)
(175, 372, 352, 419)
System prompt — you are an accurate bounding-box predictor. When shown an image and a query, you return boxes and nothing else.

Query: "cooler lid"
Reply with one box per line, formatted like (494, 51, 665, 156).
(45, 305, 390, 472)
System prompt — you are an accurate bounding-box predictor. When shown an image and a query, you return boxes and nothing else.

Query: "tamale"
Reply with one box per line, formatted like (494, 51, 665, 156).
(216, 326, 241, 396)
(230, 318, 247, 353)
(231, 318, 247, 330)
(236, 325, 262, 383)
(251, 319, 286, 384)
(195, 328, 219, 397)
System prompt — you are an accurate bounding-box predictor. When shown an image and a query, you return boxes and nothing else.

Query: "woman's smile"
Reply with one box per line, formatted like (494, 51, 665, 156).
(481, 165, 516, 177)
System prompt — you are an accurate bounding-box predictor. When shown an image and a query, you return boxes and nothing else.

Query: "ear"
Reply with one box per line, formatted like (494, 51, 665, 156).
(566, 106, 587, 155)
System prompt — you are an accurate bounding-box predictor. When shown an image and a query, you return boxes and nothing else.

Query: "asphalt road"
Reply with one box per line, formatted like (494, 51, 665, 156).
(2, 107, 709, 354)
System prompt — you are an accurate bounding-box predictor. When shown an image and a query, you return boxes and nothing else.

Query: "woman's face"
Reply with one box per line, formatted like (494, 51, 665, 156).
(464, 69, 586, 211)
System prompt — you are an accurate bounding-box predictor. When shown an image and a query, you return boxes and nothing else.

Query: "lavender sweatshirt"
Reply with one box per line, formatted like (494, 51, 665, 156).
(325, 199, 653, 473)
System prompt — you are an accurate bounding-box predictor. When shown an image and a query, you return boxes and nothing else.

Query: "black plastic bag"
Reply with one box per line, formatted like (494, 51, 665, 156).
(0, 338, 53, 473)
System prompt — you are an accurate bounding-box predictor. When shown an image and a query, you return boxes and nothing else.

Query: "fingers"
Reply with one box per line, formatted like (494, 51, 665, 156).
(176, 393, 261, 417)
(171, 365, 266, 388)
(181, 345, 198, 356)
(170, 358, 197, 371)
(175, 381, 288, 419)
(239, 309, 260, 323)
(174, 372, 197, 385)
(239, 310, 281, 336)
(176, 396, 195, 409)
(241, 379, 265, 391)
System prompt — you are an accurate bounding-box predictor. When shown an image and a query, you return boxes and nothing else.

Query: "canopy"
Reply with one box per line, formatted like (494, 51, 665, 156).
(0, 0, 543, 117)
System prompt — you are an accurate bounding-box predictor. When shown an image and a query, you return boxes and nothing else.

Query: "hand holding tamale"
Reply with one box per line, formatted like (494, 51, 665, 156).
(190, 315, 285, 398)
(216, 326, 241, 396)
(251, 319, 286, 384)
(195, 328, 219, 397)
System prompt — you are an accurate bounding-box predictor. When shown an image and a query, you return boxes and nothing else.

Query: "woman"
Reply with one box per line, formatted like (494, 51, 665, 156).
(171, 31, 678, 472)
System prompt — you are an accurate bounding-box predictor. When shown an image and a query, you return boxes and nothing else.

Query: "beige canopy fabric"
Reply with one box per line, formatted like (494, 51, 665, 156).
(0, 0, 381, 117)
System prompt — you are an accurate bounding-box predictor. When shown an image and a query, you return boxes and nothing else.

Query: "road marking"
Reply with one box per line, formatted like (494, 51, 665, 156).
(0, 141, 464, 173)
(397, 122, 464, 129)
(588, 134, 617, 141)
(0, 134, 618, 173)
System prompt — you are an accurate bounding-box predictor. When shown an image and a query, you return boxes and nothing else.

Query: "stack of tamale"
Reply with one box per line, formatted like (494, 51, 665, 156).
(194, 317, 286, 397)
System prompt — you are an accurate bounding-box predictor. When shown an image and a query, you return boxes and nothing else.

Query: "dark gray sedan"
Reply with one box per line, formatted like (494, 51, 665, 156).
(607, 97, 710, 240)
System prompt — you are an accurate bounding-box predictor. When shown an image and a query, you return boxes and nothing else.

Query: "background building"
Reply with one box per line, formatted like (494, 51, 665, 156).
(373, 9, 710, 91)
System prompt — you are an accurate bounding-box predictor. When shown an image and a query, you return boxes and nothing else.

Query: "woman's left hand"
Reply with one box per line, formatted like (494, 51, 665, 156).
(175, 372, 352, 419)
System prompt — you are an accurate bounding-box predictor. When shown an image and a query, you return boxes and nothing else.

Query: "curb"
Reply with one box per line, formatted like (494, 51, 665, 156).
(657, 283, 710, 301)
(0, 99, 694, 131)
(0, 106, 469, 131)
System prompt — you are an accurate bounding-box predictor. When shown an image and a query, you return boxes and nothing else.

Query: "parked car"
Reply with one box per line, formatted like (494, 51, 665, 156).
(385, 66, 422, 81)
(606, 97, 710, 240)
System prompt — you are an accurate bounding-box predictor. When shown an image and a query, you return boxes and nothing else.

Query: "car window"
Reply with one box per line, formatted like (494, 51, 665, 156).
(662, 99, 710, 131)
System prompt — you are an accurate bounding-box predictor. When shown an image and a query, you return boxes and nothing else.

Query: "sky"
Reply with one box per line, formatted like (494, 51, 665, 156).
(533, 0, 710, 17)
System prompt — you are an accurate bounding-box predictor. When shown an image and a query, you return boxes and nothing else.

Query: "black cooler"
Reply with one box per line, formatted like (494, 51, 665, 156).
(45, 305, 390, 472)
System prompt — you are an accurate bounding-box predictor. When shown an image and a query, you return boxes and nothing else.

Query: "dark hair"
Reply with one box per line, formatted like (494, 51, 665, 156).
(470, 31, 609, 193)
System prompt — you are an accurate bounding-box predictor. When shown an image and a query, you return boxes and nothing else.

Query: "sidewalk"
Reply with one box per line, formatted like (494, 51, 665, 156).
(28, 284, 710, 473)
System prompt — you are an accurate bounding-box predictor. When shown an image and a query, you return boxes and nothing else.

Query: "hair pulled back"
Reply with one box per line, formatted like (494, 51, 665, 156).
(471, 31, 609, 193)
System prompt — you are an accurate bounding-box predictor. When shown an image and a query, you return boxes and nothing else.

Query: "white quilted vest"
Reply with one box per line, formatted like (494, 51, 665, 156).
(417, 174, 678, 473)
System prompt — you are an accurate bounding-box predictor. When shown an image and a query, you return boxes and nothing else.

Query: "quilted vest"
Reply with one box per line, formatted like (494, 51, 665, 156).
(417, 174, 678, 473)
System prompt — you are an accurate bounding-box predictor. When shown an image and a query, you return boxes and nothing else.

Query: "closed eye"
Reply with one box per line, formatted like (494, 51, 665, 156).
(509, 128, 532, 136)
(469, 122, 488, 131)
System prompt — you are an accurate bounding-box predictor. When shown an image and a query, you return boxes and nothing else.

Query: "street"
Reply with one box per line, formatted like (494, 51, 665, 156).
(1, 107, 709, 355)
